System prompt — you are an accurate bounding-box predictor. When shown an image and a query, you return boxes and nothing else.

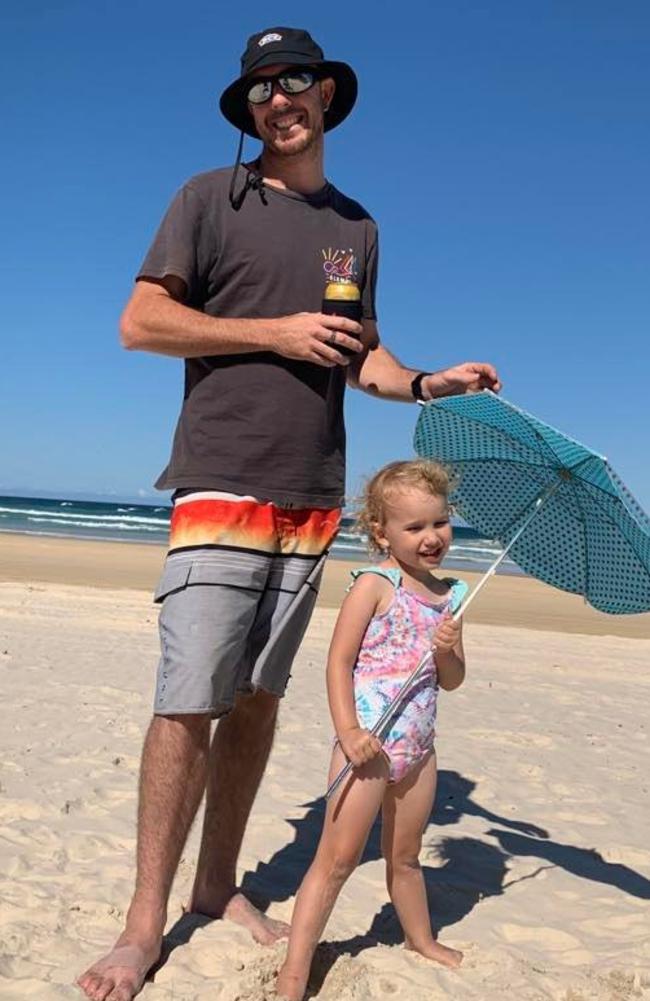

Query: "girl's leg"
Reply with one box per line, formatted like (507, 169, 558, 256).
(381, 751, 463, 968)
(276, 745, 389, 1001)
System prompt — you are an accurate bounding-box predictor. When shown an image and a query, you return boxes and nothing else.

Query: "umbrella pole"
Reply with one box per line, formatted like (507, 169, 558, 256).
(325, 478, 562, 801)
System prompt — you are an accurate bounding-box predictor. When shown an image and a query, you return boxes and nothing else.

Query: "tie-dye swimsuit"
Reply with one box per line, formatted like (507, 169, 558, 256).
(351, 567, 467, 784)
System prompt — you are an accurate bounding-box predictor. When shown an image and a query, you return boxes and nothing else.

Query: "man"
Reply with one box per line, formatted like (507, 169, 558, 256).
(77, 26, 500, 1001)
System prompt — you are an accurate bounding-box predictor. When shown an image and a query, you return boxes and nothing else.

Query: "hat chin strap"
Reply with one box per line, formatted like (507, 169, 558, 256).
(228, 131, 268, 211)
(228, 130, 246, 209)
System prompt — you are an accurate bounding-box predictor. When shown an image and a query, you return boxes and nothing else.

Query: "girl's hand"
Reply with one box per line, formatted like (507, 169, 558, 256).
(339, 726, 383, 768)
(433, 613, 461, 653)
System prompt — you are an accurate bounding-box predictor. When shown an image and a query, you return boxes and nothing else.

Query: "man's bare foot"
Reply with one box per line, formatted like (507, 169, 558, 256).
(188, 890, 289, 946)
(76, 939, 160, 1001)
(275, 963, 308, 1001)
(405, 938, 463, 969)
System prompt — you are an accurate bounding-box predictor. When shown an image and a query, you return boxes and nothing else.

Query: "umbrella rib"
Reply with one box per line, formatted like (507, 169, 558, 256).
(487, 391, 605, 458)
(424, 400, 603, 478)
(446, 457, 643, 533)
(444, 456, 549, 464)
(425, 404, 559, 466)
(443, 456, 557, 472)
(451, 462, 588, 588)
(564, 468, 616, 500)
(568, 472, 590, 600)
(570, 472, 650, 605)
(572, 474, 650, 584)
(448, 459, 580, 532)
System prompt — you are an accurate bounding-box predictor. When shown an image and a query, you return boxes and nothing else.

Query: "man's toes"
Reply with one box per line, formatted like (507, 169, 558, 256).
(89, 978, 116, 1001)
(76, 979, 106, 1001)
(75, 969, 94, 989)
(106, 983, 137, 1001)
(75, 972, 107, 999)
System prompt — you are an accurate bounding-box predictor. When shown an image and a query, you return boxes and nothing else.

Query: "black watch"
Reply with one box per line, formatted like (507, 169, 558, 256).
(410, 372, 431, 401)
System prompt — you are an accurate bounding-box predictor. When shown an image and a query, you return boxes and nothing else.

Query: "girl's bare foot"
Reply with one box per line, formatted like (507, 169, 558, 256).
(276, 962, 309, 1001)
(187, 889, 290, 945)
(222, 892, 290, 945)
(405, 938, 463, 968)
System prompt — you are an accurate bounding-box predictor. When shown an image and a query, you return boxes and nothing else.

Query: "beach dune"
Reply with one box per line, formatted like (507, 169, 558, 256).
(1, 535, 649, 999)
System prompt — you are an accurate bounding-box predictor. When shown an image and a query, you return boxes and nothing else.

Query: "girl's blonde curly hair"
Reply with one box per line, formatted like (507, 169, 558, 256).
(354, 459, 451, 556)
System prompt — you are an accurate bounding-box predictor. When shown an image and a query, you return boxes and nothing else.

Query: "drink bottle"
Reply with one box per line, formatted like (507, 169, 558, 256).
(321, 281, 362, 357)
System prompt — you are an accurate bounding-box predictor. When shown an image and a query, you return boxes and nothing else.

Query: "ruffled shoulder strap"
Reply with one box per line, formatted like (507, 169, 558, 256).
(347, 565, 402, 592)
(442, 577, 469, 613)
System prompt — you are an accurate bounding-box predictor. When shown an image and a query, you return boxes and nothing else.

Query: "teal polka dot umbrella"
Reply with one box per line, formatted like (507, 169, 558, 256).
(414, 390, 650, 615)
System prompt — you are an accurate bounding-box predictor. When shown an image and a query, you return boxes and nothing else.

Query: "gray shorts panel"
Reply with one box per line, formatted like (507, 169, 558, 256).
(249, 553, 325, 694)
(153, 549, 269, 601)
(153, 551, 326, 717)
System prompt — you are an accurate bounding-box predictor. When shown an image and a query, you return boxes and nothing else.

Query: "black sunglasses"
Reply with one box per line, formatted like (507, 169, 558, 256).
(246, 68, 321, 106)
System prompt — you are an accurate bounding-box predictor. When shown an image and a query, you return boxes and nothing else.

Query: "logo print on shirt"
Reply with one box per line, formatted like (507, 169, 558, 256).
(322, 247, 358, 283)
(258, 33, 282, 46)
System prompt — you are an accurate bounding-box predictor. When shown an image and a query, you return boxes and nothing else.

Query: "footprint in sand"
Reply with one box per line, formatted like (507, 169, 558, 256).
(469, 729, 555, 750)
(0, 799, 44, 822)
(579, 912, 649, 936)
(499, 924, 581, 950)
(554, 810, 608, 826)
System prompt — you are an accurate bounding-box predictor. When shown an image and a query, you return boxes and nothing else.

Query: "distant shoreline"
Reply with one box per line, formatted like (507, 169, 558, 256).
(2, 532, 649, 639)
(0, 526, 523, 577)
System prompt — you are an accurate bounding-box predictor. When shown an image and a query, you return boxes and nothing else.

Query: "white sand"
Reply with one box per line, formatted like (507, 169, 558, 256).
(1, 581, 649, 1000)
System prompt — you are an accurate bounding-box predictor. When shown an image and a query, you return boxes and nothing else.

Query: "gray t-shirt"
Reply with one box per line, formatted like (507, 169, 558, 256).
(137, 166, 378, 508)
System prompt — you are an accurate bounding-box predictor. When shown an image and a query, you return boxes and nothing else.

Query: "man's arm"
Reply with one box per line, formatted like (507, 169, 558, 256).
(119, 277, 364, 368)
(347, 320, 501, 400)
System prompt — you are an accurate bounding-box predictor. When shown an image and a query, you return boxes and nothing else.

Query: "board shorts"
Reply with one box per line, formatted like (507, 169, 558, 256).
(153, 491, 340, 718)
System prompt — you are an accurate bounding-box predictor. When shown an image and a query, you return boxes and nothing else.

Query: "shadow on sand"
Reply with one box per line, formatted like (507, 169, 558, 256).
(157, 768, 650, 986)
(239, 769, 546, 910)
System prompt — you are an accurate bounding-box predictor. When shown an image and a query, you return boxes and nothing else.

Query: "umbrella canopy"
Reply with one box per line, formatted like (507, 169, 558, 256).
(413, 391, 650, 615)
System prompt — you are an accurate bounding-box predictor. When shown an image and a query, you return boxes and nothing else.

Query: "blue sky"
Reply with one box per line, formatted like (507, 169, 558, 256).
(1, 1, 649, 509)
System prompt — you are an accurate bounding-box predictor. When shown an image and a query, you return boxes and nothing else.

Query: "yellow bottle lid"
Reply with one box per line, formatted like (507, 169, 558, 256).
(323, 281, 361, 301)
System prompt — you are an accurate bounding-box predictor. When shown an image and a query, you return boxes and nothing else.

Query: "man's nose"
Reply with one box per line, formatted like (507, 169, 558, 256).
(270, 84, 292, 108)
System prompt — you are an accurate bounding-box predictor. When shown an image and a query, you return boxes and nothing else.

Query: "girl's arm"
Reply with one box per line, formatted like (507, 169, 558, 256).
(434, 615, 466, 691)
(326, 574, 386, 766)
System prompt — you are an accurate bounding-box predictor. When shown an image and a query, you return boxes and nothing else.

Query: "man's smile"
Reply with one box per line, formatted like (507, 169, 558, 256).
(269, 112, 305, 133)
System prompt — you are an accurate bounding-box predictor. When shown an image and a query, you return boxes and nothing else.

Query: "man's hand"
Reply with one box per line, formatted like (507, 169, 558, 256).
(422, 362, 501, 399)
(270, 313, 363, 367)
(339, 726, 383, 768)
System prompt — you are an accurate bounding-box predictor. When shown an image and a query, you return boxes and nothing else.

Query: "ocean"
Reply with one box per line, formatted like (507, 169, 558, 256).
(0, 495, 521, 575)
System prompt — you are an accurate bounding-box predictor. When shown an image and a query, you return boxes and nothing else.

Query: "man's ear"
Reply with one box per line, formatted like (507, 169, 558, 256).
(321, 77, 336, 111)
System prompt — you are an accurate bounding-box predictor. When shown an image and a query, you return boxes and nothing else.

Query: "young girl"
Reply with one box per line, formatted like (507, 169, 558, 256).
(276, 459, 467, 1001)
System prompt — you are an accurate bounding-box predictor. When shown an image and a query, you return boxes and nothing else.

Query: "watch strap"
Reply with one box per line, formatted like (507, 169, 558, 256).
(410, 371, 431, 401)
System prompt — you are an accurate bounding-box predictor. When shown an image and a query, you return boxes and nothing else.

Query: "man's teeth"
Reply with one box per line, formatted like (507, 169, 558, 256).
(274, 115, 301, 131)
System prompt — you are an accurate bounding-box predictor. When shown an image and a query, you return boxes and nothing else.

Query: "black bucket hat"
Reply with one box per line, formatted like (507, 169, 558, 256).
(220, 26, 358, 139)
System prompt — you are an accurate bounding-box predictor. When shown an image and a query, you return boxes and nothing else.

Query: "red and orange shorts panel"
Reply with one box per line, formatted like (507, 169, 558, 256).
(167, 490, 340, 557)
